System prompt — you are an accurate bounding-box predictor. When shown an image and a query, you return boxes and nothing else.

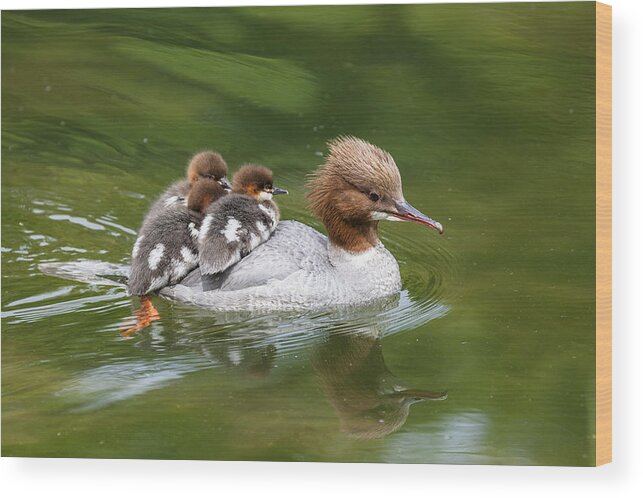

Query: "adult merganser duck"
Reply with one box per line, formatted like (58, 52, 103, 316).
(161, 136, 443, 311)
(198, 164, 288, 278)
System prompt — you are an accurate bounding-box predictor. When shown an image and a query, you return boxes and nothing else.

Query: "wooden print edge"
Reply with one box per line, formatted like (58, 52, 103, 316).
(595, 1, 612, 467)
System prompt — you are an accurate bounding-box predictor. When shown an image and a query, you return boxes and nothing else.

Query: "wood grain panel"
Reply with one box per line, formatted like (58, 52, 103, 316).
(595, 1, 612, 467)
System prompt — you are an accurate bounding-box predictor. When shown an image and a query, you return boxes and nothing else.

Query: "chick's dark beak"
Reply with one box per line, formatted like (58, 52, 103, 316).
(393, 199, 444, 234)
(271, 187, 288, 195)
(219, 177, 232, 191)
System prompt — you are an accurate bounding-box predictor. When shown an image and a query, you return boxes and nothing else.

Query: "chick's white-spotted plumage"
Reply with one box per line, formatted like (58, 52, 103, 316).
(128, 206, 202, 296)
(198, 194, 279, 276)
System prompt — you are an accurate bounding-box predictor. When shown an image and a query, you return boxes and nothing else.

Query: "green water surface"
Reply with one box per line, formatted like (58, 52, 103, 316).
(2, 3, 596, 465)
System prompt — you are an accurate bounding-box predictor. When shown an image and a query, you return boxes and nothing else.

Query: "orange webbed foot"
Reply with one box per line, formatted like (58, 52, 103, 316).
(120, 296, 161, 337)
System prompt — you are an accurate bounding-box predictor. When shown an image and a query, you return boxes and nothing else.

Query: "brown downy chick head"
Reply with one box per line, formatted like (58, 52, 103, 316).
(187, 178, 227, 214)
(187, 150, 231, 190)
(232, 164, 288, 201)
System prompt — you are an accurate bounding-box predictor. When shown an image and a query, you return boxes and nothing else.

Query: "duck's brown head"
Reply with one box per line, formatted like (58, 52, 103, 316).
(232, 164, 288, 201)
(186, 178, 227, 214)
(187, 150, 231, 190)
(307, 136, 443, 253)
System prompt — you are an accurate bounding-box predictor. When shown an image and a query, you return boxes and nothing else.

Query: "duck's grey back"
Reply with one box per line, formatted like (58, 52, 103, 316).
(198, 220, 322, 291)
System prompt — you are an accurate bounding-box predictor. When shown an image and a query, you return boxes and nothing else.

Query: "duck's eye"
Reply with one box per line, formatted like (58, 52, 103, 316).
(264, 184, 273, 191)
(369, 192, 380, 202)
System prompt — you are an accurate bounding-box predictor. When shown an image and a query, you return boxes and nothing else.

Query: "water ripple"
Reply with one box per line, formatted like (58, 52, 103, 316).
(48, 214, 105, 231)
(1, 290, 130, 325)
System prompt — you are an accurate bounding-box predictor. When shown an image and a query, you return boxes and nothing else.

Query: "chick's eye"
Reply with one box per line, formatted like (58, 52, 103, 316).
(369, 192, 380, 202)
(265, 184, 273, 191)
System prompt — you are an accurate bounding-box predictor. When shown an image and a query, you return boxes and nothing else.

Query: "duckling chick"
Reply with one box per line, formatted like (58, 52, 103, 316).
(197, 164, 288, 277)
(123, 178, 227, 335)
(129, 150, 230, 296)
(147, 150, 231, 219)
(129, 178, 227, 296)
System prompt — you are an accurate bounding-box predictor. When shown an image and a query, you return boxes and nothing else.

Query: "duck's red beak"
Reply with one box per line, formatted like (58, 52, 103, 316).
(393, 200, 444, 234)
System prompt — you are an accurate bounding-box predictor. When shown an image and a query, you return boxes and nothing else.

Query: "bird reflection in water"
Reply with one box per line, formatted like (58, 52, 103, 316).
(201, 341, 277, 379)
(54, 293, 449, 437)
(312, 329, 447, 439)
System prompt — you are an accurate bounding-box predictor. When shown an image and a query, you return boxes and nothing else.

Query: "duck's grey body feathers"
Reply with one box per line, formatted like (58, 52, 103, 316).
(198, 195, 279, 276)
(161, 220, 402, 311)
